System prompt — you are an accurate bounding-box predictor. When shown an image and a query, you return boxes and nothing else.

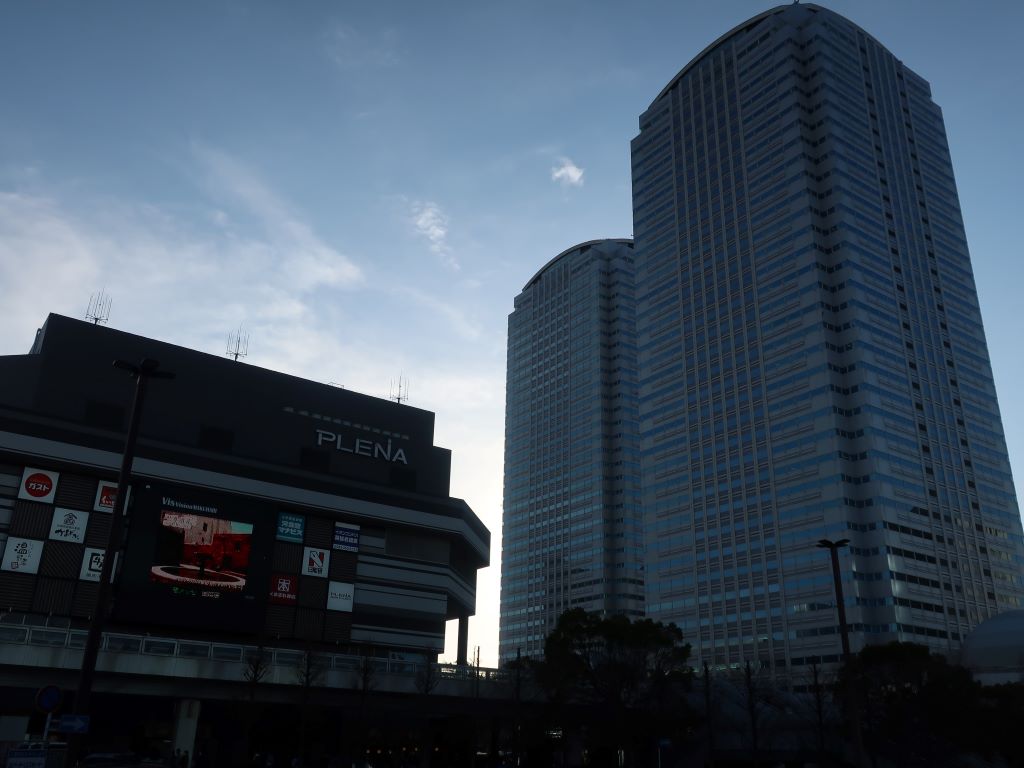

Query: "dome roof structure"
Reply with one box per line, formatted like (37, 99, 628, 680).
(960, 610, 1024, 685)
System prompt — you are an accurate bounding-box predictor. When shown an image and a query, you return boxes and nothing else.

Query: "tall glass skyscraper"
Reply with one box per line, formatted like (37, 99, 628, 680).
(631, 4, 1024, 673)
(499, 239, 644, 663)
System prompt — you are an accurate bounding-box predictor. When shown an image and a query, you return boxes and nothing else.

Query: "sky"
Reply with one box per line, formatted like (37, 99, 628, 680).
(1, 0, 1022, 667)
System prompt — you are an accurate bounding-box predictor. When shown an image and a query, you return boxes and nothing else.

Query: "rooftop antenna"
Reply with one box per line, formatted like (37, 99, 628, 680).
(226, 325, 250, 362)
(389, 375, 410, 405)
(85, 290, 112, 325)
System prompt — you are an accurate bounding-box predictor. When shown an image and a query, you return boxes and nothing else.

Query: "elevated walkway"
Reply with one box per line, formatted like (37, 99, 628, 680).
(0, 616, 517, 702)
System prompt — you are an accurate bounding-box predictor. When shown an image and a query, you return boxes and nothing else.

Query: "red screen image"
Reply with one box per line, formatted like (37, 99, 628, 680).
(150, 511, 254, 595)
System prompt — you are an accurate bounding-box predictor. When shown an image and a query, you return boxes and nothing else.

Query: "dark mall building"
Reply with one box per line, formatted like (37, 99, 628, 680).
(0, 314, 489, 761)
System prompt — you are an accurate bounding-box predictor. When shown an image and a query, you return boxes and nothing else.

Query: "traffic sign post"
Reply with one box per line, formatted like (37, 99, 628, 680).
(34, 686, 63, 744)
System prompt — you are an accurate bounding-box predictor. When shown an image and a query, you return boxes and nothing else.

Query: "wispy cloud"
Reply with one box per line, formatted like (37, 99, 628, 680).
(324, 23, 401, 71)
(192, 144, 362, 291)
(411, 200, 459, 271)
(392, 285, 481, 341)
(0, 144, 365, 368)
(551, 157, 585, 187)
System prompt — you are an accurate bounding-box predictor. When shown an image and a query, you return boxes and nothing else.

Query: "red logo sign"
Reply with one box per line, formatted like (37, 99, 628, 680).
(98, 485, 117, 508)
(269, 573, 299, 605)
(24, 473, 53, 498)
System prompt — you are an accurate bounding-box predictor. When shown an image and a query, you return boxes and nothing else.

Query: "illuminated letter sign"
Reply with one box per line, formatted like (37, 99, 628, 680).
(315, 429, 408, 465)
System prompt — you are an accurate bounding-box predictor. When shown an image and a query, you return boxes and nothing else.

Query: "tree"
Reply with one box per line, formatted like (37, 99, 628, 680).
(533, 609, 693, 767)
(415, 660, 440, 696)
(350, 654, 378, 765)
(243, 644, 271, 702)
(837, 642, 983, 766)
(414, 660, 442, 768)
(293, 646, 327, 762)
(241, 643, 272, 759)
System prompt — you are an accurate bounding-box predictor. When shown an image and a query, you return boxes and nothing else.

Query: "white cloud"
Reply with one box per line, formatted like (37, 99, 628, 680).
(551, 156, 585, 187)
(0, 146, 365, 366)
(192, 144, 362, 291)
(392, 285, 481, 341)
(411, 200, 459, 271)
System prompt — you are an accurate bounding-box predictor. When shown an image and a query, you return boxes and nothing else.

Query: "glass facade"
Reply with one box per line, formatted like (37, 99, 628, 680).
(499, 239, 644, 663)
(631, 4, 1024, 673)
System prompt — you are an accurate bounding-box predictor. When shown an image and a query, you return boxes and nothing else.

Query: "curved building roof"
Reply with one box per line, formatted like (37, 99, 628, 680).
(649, 3, 895, 108)
(522, 238, 633, 292)
(961, 610, 1024, 673)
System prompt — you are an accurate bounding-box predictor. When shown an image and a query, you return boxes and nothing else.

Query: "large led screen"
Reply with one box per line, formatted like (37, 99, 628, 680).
(151, 511, 254, 597)
(117, 482, 272, 633)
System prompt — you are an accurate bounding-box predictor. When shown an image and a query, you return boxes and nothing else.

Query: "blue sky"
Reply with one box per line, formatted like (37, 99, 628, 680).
(1, 1, 1022, 665)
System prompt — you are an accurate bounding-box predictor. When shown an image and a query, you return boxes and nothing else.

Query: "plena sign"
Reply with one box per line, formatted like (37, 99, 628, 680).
(315, 429, 408, 465)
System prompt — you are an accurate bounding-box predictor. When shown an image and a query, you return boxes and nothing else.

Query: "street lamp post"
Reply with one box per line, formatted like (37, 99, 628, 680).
(817, 536, 867, 767)
(816, 537, 851, 660)
(71, 359, 173, 761)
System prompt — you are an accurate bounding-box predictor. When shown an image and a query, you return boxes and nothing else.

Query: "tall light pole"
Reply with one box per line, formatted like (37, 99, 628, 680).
(816, 538, 851, 660)
(817, 536, 866, 768)
(71, 358, 174, 760)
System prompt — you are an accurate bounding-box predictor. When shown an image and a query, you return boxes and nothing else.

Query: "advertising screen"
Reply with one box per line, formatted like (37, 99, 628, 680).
(117, 482, 272, 632)
(150, 511, 254, 598)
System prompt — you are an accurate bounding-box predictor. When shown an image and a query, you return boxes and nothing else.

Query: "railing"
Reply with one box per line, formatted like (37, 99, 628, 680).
(0, 613, 508, 686)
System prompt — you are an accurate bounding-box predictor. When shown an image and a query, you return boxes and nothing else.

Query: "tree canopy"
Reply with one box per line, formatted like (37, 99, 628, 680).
(529, 609, 693, 766)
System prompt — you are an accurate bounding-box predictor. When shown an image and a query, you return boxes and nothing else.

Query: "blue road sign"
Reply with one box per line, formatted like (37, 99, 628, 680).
(54, 714, 90, 734)
(35, 685, 62, 713)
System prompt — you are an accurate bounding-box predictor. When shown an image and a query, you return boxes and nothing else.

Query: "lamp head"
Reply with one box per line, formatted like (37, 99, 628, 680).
(816, 538, 850, 549)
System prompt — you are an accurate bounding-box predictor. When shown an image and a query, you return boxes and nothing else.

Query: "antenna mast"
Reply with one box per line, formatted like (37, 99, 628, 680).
(389, 375, 410, 405)
(226, 326, 250, 362)
(85, 290, 112, 325)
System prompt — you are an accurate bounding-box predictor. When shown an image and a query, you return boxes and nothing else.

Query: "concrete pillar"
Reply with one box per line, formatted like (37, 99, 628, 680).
(173, 699, 201, 763)
(457, 615, 469, 665)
